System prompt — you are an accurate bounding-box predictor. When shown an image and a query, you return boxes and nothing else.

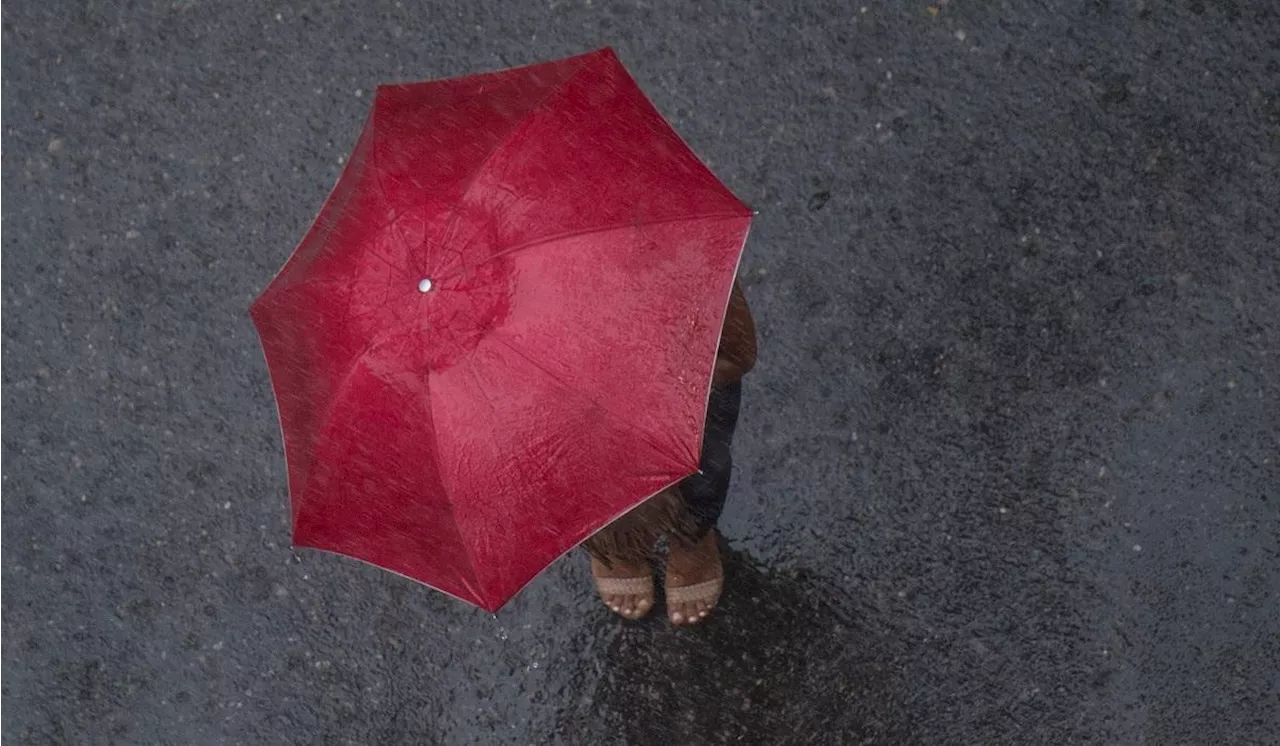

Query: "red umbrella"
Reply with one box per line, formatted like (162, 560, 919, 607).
(250, 48, 752, 612)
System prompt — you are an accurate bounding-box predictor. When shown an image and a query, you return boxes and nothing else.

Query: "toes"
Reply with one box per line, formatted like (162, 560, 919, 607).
(670, 600, 711, 625)
(671, 601, 696, 626)
(608, 593, 653, 620)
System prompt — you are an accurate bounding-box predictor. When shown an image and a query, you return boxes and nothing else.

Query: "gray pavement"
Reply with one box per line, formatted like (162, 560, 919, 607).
(3, 1, 1278, 743)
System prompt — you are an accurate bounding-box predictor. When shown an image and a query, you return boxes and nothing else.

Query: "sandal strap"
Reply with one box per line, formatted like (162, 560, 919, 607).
(594, 576, 654, 595)
(664, 577, 723, 605)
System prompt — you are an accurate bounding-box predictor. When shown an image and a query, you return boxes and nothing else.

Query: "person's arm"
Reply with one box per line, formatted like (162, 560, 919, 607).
(712, 280, 757, 387)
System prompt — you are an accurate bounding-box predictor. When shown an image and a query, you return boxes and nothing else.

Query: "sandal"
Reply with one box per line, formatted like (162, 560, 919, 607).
(590, 555, 655, 620)
(664, 530, 724, 626)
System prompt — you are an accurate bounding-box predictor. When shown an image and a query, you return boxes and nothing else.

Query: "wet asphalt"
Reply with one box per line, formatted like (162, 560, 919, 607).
(3, 1, 1278, 743)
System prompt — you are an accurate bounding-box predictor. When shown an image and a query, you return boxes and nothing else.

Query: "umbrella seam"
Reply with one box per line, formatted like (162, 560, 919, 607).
(263, 208, 412, 298)
(419, 57, 594, 279)
(287, 325, 495, 603)
(288, 331, 418, 533)
(416, 366, 487, 604)
(439, 210, 754, 281)
(253, 110, 376, 302)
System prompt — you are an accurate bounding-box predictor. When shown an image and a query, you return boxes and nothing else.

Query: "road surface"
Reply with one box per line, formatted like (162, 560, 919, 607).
(3, 1, 1277, 743)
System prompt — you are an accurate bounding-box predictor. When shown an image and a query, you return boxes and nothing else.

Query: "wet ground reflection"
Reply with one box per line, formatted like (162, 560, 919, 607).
(556, 542, 903, 744)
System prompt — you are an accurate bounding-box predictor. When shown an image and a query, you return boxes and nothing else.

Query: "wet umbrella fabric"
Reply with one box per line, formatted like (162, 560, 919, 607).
(250, 48, 752, 611)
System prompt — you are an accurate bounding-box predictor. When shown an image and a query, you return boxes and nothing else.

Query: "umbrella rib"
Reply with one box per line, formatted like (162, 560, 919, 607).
(371, 152, 429, 280)
(255, 116, 375, 301)
(288, 330, 490, 603)
(255, 281, 415, 345)
(489, 332, 694, 475)
(287, 326, 422, 526)
(263, 209, 413, 299)
(415, 365, 486, 602)
(429, 60, 594, 269)
(441, 210, 753, 281)
(263, 270, 408, 305)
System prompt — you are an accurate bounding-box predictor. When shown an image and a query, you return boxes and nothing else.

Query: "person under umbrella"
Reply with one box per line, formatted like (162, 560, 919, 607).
(585, 281, 756, 625)
(251, 48, 757, 617)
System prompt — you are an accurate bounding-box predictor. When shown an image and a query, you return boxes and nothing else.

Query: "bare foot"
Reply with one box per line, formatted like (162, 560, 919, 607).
(664, 530, 723, 626)
(590, 555, 654, 620)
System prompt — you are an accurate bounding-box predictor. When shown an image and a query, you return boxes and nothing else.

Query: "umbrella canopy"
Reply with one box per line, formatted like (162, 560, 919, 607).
(250, 48, 752, 611)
